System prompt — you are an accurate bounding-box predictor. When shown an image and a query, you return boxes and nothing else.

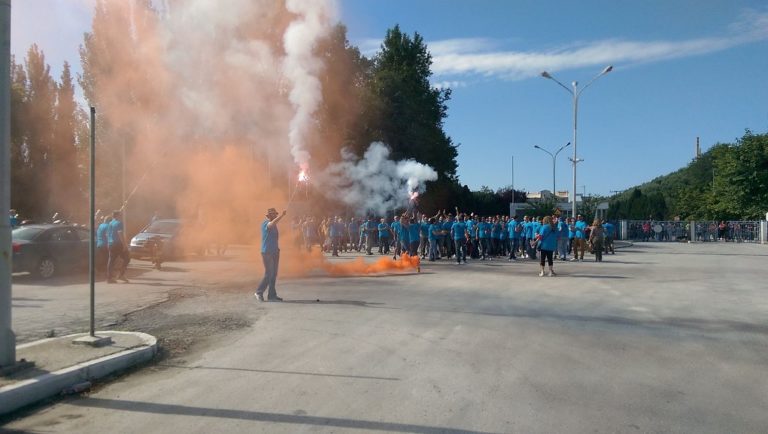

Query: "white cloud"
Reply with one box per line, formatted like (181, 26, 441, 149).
(429, 10, 768, 81)
(357, 38, 382, 57)
(432, 80, 467, 90)
(427, 37, 495, 55)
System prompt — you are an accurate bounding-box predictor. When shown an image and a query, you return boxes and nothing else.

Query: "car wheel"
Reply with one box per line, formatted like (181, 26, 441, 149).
(36, 257, 56, 279)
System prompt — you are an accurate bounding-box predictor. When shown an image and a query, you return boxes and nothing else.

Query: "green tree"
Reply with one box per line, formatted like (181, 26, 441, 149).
(607, 130, 767, 220)
(79, 0, 163, 212)
(11, 45, 57, 220)
(315, 24, 373, 170)
(359, 25, 459, 212)
(49, 62, 84, 220)
(9, 55, 33, 218)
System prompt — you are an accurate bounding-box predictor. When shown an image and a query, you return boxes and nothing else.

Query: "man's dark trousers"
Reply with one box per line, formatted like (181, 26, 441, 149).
(256, 251, 280, 299)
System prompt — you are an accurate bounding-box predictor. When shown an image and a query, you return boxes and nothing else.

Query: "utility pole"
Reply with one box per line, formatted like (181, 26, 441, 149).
(1, 0, 16, 368)
(511, 155, 514, 192)
(541, 66, 612, 219)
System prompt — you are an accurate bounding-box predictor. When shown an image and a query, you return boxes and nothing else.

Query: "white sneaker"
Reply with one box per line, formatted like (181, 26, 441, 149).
(570, 257, 578, 262)
(538, 270, 545, 277)
(549, 270, 556, 277)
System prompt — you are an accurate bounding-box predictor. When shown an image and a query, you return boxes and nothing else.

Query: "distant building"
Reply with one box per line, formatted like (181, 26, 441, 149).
(509, 189, 608, 220)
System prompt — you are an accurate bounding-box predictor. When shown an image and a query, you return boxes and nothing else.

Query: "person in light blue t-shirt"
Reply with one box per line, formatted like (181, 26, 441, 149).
(572, 215, 588, 261)
(9, 209, 19, 228)
(477, 217, 491, 260)
(451, 215, 468, 264)
(96, 216, 111, 273)
(255, 207, 287, 302)
(526, 217, 541, 260)
(507, 216, 520, 260)
(556, 216, 569, 260)
(378, 218, 391, 254)
(396, 217, 410, 258)
(329, 216, 345, 257)
(390, 216, 402, 256)
(603, 221, 615, 255)
(428, 218, 442, 261)
(408, 217, 421, 256)
(419, 217, 430, 258)
(107, 210, 130, 283)
(348, 218, 359, 252)
(536, 216, 558, 277)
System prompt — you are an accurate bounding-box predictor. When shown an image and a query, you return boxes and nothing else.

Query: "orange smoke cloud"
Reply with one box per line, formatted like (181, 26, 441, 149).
(79, 0, 394, 283)
(321, 253, 421, 277)
(280, 243, 421, 277)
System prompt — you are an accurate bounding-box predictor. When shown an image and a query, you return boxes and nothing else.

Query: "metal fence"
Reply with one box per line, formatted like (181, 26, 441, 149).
(618, 220, 765, 243)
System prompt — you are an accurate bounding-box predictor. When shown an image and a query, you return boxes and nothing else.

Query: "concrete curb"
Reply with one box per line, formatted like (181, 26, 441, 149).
(0, 331, 157, 416)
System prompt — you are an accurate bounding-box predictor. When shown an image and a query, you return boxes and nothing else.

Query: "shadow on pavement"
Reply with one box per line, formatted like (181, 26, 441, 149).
(566, 274, 629, 279)
(453, 306, 768, 336)
(11, 297, 49, 308)
(283, 299, 393, 308)
(157, 364, 400, 381)
(12, 265, 156, 287)
(69, 398, 492, 434)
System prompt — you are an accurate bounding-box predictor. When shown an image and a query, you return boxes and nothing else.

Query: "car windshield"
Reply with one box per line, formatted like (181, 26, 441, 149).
(143, 221, 179, 235)
(12, 227, 46, 240)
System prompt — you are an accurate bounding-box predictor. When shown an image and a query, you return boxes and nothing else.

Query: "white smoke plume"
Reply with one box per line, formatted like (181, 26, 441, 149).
(319, 143, 438, 215)
(283, 0, 337, 170)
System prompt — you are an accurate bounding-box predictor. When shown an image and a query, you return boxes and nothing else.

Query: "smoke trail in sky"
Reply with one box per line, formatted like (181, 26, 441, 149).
(283, 0, 336, 170)
(319, 143, 438, 215)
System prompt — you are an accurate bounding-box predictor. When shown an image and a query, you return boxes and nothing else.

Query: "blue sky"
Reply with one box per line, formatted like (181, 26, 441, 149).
(11, 0, 768, 196)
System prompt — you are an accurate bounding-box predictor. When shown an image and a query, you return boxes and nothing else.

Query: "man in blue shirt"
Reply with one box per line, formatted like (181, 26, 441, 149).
(603, 221, 615, 255)
(527, 217, 541, 260)
(348, 218, 359, 252)
(9, 209, 19, 228)
(96, 216, 111, 274)
(442, 215, 455, 259)
(507, 216, 520, 260)
(302, 217, 315, 252)
(396, 216, 410, 258)
(364, 216, 377, 255)
(477, 217, 490, 260)
(390, 216, 402, 256)
(464, 215, 477, 259)
(572, 214, 588, 261)
(107, 210, 130, 283)
(329, 216, 345, 257)
(451, 215, 468, 264)
(428, 218, 441, 261)
(490, 217, 500, 257)
(556, 216, 569, 261)
(408, 216, 421, 256)
(378, 218, 391, 254)
(255, 207, 287, 302)
(419, 216, 430, 259)
(520, 216, 530, 259)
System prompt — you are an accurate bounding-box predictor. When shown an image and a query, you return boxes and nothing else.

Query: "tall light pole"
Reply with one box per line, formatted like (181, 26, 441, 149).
(0, 0, 15, 368)
(534, 142, 571, 196)
(541, 65, 612, 218)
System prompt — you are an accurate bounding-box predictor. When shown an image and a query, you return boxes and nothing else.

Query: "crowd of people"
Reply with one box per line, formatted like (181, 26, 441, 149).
(291, 209, 616, 276)
(625, 219, 760, 243)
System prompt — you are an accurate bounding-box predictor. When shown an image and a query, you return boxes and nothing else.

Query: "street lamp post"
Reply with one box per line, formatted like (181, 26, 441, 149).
(541, 66, 612, 218)
(534, 142, 571, 197)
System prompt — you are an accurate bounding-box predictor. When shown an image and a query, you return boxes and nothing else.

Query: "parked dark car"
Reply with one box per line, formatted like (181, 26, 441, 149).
(12, 224, 90, 279)
(129, 219, 184, 260)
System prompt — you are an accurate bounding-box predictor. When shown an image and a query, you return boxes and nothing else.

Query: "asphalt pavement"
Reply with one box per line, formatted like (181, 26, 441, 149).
(5, 242, 768, 433)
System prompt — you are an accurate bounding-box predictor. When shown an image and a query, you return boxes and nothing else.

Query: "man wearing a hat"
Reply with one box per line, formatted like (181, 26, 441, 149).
(255, 207, 287, 301)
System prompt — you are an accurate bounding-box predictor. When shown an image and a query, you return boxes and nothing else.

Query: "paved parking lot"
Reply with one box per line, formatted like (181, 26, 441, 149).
(6, 242, 768, 433)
